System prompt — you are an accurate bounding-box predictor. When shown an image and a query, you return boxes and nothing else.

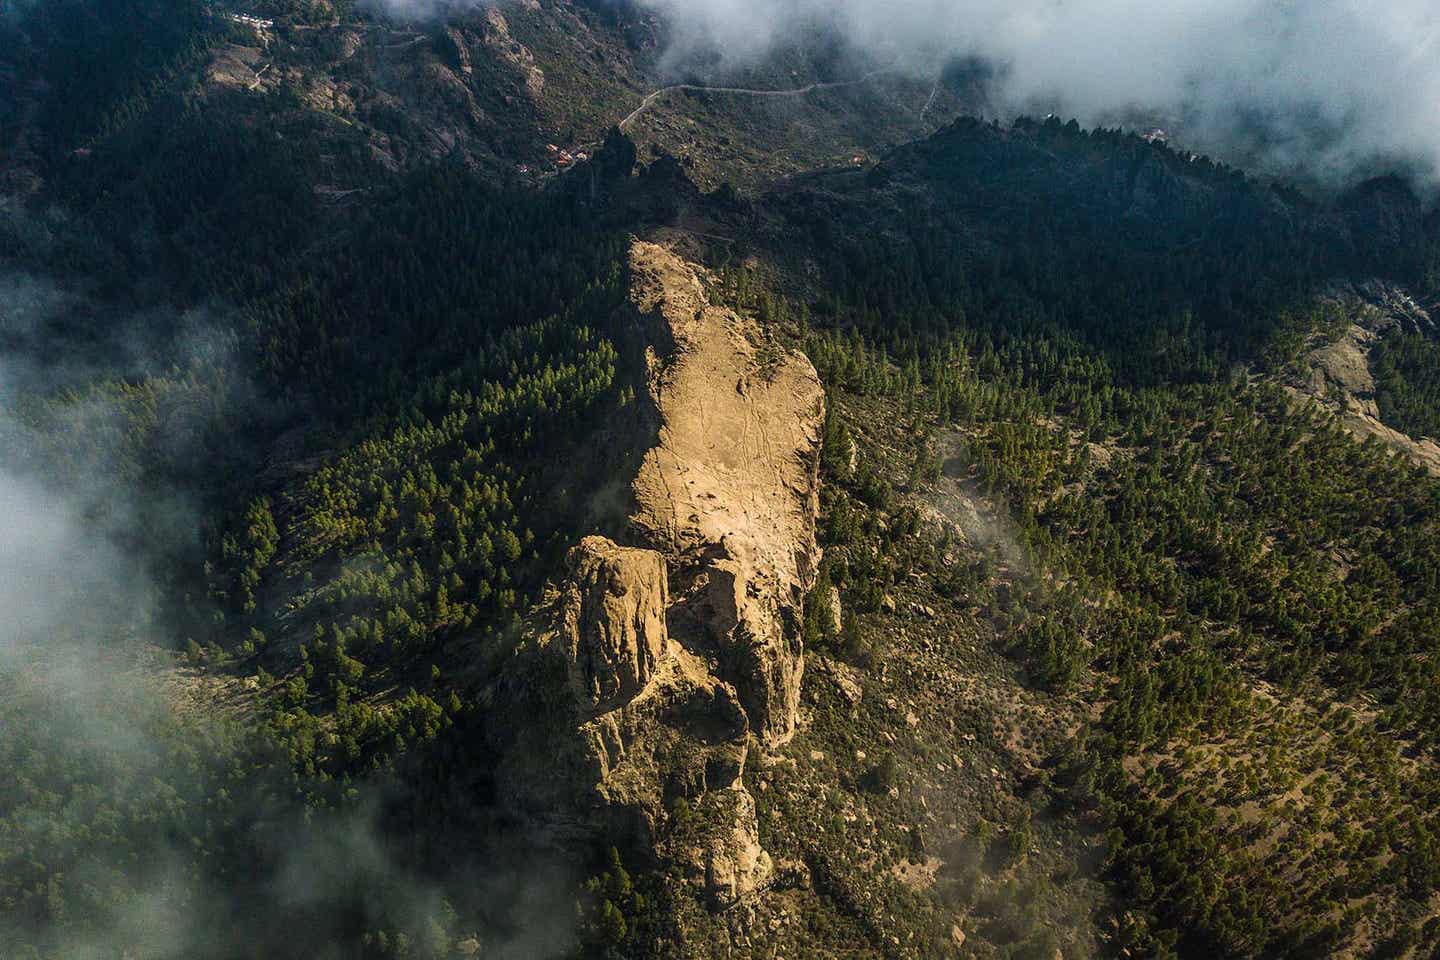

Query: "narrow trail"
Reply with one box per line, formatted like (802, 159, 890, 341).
(617, 67, 896, 131)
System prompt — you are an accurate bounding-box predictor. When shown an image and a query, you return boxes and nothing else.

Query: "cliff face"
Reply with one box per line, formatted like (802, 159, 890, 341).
(561, 536, 670, 712)
(500, 240, 824, 904)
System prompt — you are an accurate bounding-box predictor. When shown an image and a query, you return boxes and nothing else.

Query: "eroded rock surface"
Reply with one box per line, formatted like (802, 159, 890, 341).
(687, 786, 774, 906)
(501, 240, 824, 905)
(629, 239, 826, 746)
(561, 536, 670, 711)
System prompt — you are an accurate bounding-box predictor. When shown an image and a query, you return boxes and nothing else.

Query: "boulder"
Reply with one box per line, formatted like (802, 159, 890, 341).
(689, 787, 773, 906)
(950, 924, 966, 948)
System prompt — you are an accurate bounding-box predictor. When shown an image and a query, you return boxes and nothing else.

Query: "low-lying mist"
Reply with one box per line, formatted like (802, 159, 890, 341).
(0, 264, 575, 959)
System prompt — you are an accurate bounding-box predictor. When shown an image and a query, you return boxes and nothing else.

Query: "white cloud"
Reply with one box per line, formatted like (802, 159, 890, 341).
(634, 0, 1440, 185)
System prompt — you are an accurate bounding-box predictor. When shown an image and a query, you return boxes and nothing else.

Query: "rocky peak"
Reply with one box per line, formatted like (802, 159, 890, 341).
(627, 240, 826, 746)
(500, 239, 824, 906)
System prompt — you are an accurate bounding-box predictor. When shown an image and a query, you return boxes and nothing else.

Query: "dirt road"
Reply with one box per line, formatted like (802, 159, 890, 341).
(618, 67, 895, 131)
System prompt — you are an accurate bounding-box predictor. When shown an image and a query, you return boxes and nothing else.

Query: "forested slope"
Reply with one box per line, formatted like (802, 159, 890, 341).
(5, 2, 1440, 958)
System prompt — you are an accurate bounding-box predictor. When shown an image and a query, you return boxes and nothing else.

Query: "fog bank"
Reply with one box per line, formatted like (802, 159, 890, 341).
(631, 0, 1440, 186)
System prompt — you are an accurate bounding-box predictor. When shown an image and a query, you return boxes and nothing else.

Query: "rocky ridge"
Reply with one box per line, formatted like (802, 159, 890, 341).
(500, 240, 824, 904)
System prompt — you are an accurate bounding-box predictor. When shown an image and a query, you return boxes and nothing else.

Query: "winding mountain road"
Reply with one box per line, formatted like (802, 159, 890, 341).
(919, 73, 942, 124)
(618, 67, 896, 131)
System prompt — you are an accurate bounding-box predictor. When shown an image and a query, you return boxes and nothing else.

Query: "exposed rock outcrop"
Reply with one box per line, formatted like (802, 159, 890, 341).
(629, 239, 826, 746)
(1285, 281, 1440, 475)
(479, 8, 544, 101)
(686, 785, 774, 905)
(561, 536, 670, 711)
(498, 240, 824, 906)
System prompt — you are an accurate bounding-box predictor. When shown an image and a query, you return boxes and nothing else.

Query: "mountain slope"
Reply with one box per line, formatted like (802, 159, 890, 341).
(6, 2, 1440, 959)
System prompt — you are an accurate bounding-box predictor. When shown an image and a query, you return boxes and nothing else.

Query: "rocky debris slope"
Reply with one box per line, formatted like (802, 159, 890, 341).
(497, 240, 824, 905)
(1286, 280, 1440, 474)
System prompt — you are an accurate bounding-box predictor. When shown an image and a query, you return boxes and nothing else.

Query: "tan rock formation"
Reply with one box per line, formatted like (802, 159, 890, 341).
(502, 240, 823, 905)
(688, 786, 774, 906)
(561, 536, 670, 711)
(628, 240, 826, 746)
